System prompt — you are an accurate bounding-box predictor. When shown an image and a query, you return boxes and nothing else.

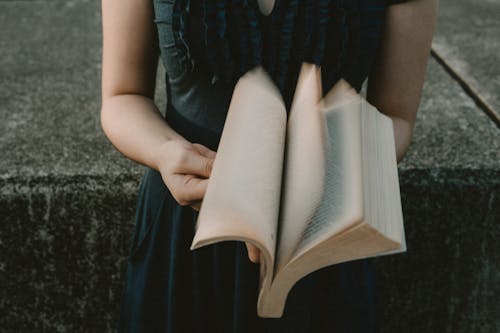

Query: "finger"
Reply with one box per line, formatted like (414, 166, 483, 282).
(177, 152, 214, 179)
(173, 175, 209, 204)
(192, 143, 217, 159)
(190, 200, 202, 211)
(245, 242, 260, 264)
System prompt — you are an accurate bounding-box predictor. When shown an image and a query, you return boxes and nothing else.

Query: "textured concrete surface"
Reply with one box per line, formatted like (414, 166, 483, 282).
(0, 0, 499, 332)
(398, 58, 499, 171)
(0, 0, 166, 179)
(0, 174, 138, 332)
(0, 1, 163, 331)
(374, 57, 500, 333)
(432, 0, 500, 123)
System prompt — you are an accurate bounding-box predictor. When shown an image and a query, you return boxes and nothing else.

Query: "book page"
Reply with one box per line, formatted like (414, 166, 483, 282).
(297, 98, 364, 249)
(361, 100, 406, 254)
(276, 79, 365, 273)
(274, 63, 326, 271)
(191, 66, 287, 268)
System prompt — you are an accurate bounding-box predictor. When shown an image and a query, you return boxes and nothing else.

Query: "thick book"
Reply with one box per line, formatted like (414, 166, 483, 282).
(190, 62, 406, 318)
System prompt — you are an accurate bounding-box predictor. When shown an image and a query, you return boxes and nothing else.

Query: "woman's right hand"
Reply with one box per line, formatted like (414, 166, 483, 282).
(154, 139, 216, 211)
(155, 139, 261, 264)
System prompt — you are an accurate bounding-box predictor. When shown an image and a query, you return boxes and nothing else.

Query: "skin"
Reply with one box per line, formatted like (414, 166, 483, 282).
(257, 0, 276, 15)
(100, 0, 438, 265)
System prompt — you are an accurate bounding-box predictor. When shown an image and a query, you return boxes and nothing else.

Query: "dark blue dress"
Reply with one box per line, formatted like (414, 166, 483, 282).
(119, 0, 409, 332)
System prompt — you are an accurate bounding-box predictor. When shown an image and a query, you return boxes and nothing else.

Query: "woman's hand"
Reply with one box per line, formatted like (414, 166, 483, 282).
(155, 140, 261, 263)
(158, 140, 260, 264)
(154, 139, 216, 211)
(246, 243, 261, 264)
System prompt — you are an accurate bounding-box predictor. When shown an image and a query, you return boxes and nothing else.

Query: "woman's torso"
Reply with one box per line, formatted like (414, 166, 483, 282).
(152, 0, 388, 140)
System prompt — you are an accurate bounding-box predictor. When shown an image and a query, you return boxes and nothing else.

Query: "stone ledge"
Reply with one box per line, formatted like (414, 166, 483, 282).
(374, 169, 499, 333)
(1, 167, 498, 332)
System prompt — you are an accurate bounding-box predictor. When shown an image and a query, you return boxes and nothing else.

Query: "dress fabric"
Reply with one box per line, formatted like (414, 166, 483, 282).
(118, 0, 408, 332)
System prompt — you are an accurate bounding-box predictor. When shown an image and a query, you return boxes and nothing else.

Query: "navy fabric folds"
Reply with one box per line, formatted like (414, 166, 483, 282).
(170, 0, 389, 108)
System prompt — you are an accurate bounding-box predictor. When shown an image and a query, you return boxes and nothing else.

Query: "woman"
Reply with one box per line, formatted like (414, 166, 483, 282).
(101, 0, 438, 331)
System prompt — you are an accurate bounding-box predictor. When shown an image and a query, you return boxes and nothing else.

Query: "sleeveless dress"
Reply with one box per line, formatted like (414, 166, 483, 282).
(119, 0, 409, 332)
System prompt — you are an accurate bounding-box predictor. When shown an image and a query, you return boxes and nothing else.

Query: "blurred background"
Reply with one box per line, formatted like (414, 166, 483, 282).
(0, 0, 499, 332)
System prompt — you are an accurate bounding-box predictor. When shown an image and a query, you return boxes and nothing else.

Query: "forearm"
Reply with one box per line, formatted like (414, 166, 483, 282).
(391, 116, 413, 164)
(367, 0, 438, 164)
(100, 94, 189, 171)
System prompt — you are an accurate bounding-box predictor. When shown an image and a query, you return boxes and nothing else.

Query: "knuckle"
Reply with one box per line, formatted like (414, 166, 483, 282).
(175, 149, 190, 167)
(173, 191, 189, 206)
(182, 175, 194, 188)
(177, 197, 190, 206)
(204, 159, 213, 175)
(168, 142, 190, 168)
(179, 184, 196, 203)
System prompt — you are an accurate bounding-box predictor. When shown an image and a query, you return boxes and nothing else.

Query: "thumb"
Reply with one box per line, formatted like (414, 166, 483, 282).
(180, 175, 209, 202)
(192, 143, 217, 159)
(179, 152, 215, 179)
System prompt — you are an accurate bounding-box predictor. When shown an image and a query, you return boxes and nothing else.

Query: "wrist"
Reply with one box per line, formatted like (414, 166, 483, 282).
(149, 139, 174, 172)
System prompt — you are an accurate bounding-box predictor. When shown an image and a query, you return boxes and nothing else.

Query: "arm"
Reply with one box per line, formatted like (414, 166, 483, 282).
(100, 0, 215, 209)
(367, 0, 439, 163)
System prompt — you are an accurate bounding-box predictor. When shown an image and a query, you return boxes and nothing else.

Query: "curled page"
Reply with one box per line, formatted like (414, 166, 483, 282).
(191, 66, 288, 293)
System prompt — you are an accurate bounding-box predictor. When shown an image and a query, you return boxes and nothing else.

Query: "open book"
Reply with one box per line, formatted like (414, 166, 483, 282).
(190, 63, 406, 318)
